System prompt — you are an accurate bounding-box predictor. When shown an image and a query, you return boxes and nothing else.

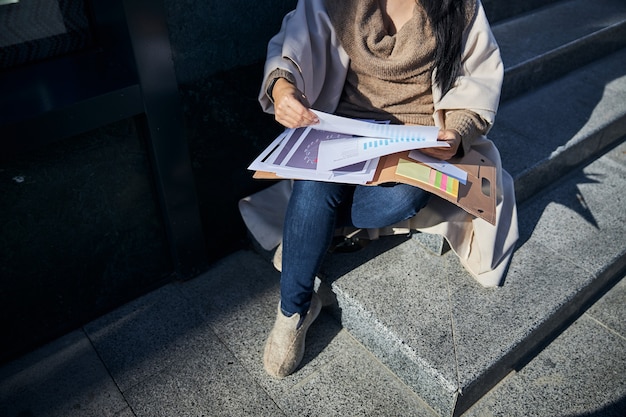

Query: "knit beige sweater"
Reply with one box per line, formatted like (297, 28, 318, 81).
(268, 0, 487, 148)
(326, 0, 487, 145)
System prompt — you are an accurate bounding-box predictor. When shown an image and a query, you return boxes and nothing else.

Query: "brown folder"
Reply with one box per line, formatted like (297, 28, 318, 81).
(253, 148, 497, 225)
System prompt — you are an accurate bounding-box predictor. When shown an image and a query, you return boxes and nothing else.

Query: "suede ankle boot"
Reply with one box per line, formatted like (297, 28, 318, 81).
(263, 293, 321, 378)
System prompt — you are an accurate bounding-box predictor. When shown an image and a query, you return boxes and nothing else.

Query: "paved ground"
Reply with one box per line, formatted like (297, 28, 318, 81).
(0, 246, 624, 417)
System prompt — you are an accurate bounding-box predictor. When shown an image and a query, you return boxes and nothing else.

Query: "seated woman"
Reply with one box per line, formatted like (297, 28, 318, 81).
(239, 0, 519, 378)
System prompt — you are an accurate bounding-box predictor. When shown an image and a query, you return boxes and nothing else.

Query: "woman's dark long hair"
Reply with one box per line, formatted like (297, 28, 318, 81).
(420, 0, 467, 96)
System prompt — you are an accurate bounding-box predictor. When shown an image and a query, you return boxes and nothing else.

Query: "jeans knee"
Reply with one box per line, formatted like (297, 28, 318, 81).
(291, 181, 348, 211)
(350, 185, 430, 228)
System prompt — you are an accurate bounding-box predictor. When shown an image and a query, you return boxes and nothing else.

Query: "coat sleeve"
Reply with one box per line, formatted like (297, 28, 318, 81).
(433, 0, 503, 131)
(258, 0, 349, 114)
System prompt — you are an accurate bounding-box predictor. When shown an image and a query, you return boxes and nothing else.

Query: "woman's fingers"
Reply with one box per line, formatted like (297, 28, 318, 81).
(420, 146, 454, 160)
(420, 130, 461, 160)
(275, 94, 318, 128)
(272, 79, 319, 128)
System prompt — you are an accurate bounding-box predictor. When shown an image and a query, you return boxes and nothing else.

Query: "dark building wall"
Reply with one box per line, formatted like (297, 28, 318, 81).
(0, 119, 173, 362)
(161, 0, 298, 260)
(0, 0, 296, 363)
(163, 0, 297, 85)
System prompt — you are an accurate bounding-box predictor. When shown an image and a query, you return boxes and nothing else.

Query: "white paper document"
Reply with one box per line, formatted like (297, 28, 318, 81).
(249, 111, 453, 185)
(312, 110, 440, 142)
(316, 134, 443, 171)
(312, 110, 442, 171)
(248, 126, 379, 184)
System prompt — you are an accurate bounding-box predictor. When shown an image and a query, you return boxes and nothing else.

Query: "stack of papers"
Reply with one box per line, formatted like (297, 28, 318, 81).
(248, 110, 448, 185)
(249, 110, 498, 224)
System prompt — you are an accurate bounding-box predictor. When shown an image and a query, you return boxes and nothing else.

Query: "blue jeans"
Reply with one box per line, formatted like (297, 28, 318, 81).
(280, 180, 431, 316)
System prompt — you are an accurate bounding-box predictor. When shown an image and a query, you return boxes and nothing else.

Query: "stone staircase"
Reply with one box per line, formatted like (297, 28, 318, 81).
(312, 0, 626, 416)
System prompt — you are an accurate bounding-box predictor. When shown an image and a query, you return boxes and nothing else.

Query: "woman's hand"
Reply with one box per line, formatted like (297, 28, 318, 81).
(272, 78, 319, 128)
(419, 129, 461, 161)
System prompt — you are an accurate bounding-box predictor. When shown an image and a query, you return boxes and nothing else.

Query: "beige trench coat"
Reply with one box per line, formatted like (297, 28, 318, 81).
(239, 0, 519, 287)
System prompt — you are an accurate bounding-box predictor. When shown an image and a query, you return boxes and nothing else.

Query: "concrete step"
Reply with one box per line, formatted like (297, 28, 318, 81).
(415, 47, 626, 253)
(321, 138, 626, 416)
(491, 47, 626, 203)
(482, 0, 562, 24)
(493, 0, 626, 101)
(414, 2, 626, 255)
(317, 17, 626, 417)
(464, 272, 626, 417)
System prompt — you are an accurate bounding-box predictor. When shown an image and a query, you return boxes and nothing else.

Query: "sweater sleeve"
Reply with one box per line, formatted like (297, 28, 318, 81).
(432, 1, 503, 132)
(264, 68, 297, 103)
(444, 109, 490, 155)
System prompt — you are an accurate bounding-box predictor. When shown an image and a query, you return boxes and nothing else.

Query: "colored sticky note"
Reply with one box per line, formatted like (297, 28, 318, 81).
(396, 158, 459, 198)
